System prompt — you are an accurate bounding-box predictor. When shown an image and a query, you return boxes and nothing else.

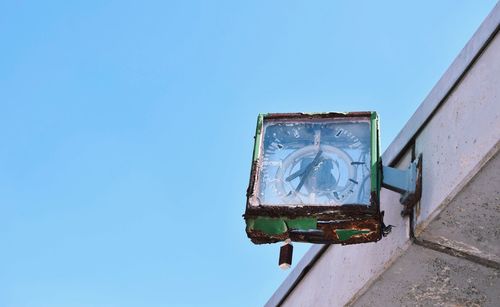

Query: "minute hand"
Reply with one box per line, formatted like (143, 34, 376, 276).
(295, 150, 323, 192)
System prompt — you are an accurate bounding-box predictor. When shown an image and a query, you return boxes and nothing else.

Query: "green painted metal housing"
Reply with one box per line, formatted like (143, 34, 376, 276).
(370, 112, 381, 206)
(246, 217, 317, 235)
(244, 112, 383, 245)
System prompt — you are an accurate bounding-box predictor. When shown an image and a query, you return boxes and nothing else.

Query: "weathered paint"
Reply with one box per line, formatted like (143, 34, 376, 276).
(245, 112, 383, 245)
(246, 217, 317, 236)
(370, 112, 381, 198)
(247, 217, 287, 235)
(303, 111, 348, 116)
(252, 113, 264, 162)
(262, 112, 369, 120)
(336, 229, 371, 241)
(286, 218, 317, 230)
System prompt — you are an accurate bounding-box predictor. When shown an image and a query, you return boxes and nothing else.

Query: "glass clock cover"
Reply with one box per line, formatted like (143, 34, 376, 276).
(249, 113, 377, 207)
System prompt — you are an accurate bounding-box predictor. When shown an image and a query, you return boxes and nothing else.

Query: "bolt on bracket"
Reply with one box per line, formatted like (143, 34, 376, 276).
(382, 154, 423, 216)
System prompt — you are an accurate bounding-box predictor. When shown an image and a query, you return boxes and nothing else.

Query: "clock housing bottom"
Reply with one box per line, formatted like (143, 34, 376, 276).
(244, 209, 382, 245)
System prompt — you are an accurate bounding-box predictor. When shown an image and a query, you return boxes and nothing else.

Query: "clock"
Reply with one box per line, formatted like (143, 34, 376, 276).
(245, 112, 383, 245)
(256, 117, 371, 207)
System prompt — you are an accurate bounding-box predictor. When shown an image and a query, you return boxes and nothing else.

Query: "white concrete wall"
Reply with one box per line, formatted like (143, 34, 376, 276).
(414, 32, 500, 234)
(271, 17, 500, 307)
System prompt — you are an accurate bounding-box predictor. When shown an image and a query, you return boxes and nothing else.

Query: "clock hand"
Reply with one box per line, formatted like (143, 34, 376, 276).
(286, 167, 307, 182)
(295, 150, 323, 192)
(286, 149, 324, 182)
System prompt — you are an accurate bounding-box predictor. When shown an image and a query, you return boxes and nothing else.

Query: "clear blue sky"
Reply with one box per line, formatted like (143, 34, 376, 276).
(0, 1, 497, 306)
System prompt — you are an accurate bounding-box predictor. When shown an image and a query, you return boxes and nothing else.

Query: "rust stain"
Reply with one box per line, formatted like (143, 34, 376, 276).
(245, 160, 258, 198)
(401, 154, 423, 216)
(264, 112, 373, 120)
(245, 212, 382, 245)
(244, 111, 383, 245)
(244, 204, 377, 219)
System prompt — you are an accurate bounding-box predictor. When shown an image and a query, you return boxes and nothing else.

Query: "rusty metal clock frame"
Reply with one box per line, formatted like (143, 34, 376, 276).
(244, 112, 383, 245)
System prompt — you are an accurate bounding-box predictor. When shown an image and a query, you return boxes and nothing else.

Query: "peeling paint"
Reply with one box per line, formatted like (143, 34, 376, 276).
(244, 112, 383, 245)
(336, 229, 371, 241)
(246, 217, 317, 236)
(286, 218, 317, 230)
(246, 217, 287, 235)
(252, 114, 264, 162)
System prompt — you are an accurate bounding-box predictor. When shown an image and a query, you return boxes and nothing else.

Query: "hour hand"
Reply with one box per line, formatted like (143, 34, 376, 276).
(286, 168, 306, 182)
(286, 150, 323, 182)
(295, 150, 323, 192)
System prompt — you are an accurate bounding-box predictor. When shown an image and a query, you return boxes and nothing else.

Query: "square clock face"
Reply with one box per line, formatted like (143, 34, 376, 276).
(249, 113, 377, 207)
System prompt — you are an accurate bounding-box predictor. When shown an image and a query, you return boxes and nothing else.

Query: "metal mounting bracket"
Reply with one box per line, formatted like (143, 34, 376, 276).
(382, 154, 423, 216)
